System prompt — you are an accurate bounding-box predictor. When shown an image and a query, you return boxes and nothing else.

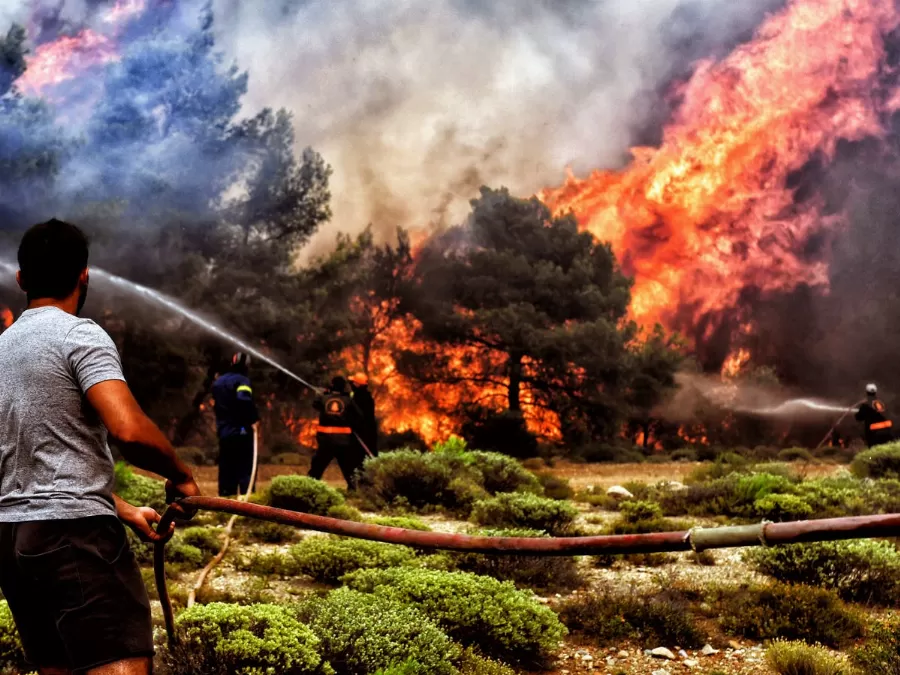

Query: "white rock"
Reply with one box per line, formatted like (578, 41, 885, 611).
(701, 644, 719, 656)
(652, 670, 670, 675)
(607, 485, 634, 500)
(651, 647, 677, 660)
(684, 659, 699, 668)
(678, 649, 689, 659)
(618, 650, 629, 658)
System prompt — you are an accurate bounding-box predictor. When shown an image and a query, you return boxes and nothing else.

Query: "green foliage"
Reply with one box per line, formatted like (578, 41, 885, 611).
(462, 451, 542, 495)
(433, 436, 468, 455)
(235, 550, 300, 577)
(451, 529, 583, 593)
(767, 640, 849, 675)
(270, 476, 345, 515)
(299, 588, 459, 675)
(344, 567, 566, 667)
(748, 540, 900, 605)
(558, 588, 706, 648)
(0, 601, 26, 674)
(180, 527, 223, 557)
(851, 616, 900, 675)
(471, 492, 577, 535)
(718, 582, 864, 648)
(325, 504, 363, 522)
(162, 603, 328, 675)
(357, 450, 487, 514)
(244, 520, 301, 544)
(457, 648, 516, 675)
(290, 536, 417, 584)
(752, 493, 814, 521)
(114, 462, 167, 512)
(535, 473, 574, 500)
(168, 540, 205, 568)
(368, 516, 432, 531)
(608, 500, 686, 535)
(779, 447, 815, 463)
(852, 443, 900, 479)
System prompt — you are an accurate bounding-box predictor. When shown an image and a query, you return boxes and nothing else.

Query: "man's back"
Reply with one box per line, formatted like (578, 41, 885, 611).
(212, 371, 258, 438)
(0, 306, 123, 521)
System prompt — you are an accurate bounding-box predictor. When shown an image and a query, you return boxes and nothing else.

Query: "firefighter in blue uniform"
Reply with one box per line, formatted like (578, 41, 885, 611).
(212, 352, 260, 496)
(855, 383, 894, 448)
(308, 376, 363, 489)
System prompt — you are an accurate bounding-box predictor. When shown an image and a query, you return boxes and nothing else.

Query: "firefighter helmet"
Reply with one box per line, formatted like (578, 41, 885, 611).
(867, 383, 878, 396)
(349, 372, 368, 387)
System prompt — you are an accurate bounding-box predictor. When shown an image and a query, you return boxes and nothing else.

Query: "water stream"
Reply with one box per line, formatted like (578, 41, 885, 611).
(0, 260, 319, 393)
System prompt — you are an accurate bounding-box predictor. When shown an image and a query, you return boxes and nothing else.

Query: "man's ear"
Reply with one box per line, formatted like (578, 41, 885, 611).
(15, 270, 25, 293)
(80, 268, 89, 286)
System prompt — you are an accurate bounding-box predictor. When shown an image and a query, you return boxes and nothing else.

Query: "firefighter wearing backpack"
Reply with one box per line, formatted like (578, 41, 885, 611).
(855, 383, 894, 448)
(309, 376, 364, 489)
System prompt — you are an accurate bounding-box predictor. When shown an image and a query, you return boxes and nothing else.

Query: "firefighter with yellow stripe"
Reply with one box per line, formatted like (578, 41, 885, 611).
(855, 383, 894, 448)
(212, 352, 260, 496)
(309, 376, 364, 489)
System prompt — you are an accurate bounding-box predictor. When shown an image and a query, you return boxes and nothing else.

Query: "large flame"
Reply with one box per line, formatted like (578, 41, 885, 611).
(541, 0, 900, 339)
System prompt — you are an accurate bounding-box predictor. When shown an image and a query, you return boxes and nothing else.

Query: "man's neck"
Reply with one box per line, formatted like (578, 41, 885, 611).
(27, 297, 77, 315)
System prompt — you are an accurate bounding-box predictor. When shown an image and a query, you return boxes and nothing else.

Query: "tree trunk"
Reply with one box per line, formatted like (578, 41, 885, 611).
(508, 353, 523, 412)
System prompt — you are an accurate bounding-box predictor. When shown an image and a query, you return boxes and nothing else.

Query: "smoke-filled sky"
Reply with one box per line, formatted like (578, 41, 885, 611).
(0, 0, 785, 254)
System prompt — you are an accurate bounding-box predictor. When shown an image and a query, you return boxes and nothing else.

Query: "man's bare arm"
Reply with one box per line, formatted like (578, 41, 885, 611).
(86, 380, 198, 494)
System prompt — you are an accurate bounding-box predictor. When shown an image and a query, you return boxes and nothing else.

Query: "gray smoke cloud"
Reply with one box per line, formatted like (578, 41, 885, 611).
(206, 0, 785, 257)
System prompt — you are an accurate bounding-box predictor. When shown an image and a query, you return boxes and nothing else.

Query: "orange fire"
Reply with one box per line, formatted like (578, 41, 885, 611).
(17, 0, 146, 96)
(541, 0, 900, 340)
(0, 308, 12, 330)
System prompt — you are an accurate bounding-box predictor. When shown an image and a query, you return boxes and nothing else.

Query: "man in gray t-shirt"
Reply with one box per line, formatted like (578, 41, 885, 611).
(0, 219, 201, 675)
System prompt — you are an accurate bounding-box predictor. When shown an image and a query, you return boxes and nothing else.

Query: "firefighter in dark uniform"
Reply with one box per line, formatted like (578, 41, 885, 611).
(855, 383, 894, 448)
(349, 372, 378, 458)
(309, 376, 363, 489)
(212, 352, 260, 496)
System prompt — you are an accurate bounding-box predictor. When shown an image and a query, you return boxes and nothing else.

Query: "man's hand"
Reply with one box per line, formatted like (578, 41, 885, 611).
(114, 495, 174, 543)
(165, 475, 202, 519)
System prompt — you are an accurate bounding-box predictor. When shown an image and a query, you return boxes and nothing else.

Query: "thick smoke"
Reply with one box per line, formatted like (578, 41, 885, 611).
(207, 0, 786, 255)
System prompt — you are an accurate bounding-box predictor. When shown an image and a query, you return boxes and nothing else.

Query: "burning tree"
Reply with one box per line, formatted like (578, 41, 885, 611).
(399, 187, 682, 451)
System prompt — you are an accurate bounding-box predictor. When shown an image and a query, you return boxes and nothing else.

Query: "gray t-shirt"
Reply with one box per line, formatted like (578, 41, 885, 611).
(0, 306, 124, 521)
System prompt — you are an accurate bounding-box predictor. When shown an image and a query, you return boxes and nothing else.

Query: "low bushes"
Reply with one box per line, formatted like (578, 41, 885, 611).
(471, 492, 577, 535)
(161, 603, 327, 675)
(451, 529, 583, 593)
(270, 476, 345, 515)
(766, 640, 849, 675)
(718, 582, 864, 648)
(747, 540, 900, 605)
(0, 601, 26, 674)
(179, 527, 223, 558)
(368, 516, 432, 531)
(535, 473, 574, 500)
(114, 462, 167, 512)
(243, 520, 301, 544)
(290, 536, 417, 584)
(299, 588, 459, 675)
(851, 616, 900, 675)
(851, 442, 900, 479)
(608, 500, 686, 535)
(558, 588, 706, 649)
(344, 567, 566, 667)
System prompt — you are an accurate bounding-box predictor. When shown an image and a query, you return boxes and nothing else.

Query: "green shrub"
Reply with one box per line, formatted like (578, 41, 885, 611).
(719, 582, 864, 648)
(168, 540, 205, 568)
(451, 529, 583, 593)
(535, 473, 574, 500)
(433, 435, 469, 455)
(235, 550, 300, 577)
(345, 567, 566, 667)
(608, 500, 686, 535)
(179, 527, 223, 557)
(270, 476, 345, 515)
(753, 493, 813, 521)
(290, 536, 416, 584)
(357, 450, 486, 514)
(114, 462, 167, 512)
(299, 588, 458, 675)
(735, 472, 793, 502)
(244, 520, 301, 544)
(748, 540, 900, 605)
(471, 492, 577, 535)
(457, 648, 516, 675)
(851, 616, 900, 675)
(852, 442, 900, 479)
(779, 447, 815, 463)
(368, 516, 432, 531)
(671, 448, 698, 462)
(161, 603, 327, 675)
(464, 451, 542, 495)
(767, 640, 849, 675)
(0, 601, 26, 674)
(325, 504, 363, 522)
(558, 588, 705, 648)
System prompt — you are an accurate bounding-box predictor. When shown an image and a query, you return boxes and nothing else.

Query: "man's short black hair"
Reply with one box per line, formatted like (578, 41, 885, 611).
(18, 219, 89, 300)
(330, 376, 347, 392)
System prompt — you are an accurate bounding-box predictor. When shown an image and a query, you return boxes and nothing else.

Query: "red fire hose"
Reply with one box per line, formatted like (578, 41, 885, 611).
(153, 498, 900, 645)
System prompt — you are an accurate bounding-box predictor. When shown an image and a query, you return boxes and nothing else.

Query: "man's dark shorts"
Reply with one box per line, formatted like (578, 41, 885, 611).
(0, 515, 153, 673)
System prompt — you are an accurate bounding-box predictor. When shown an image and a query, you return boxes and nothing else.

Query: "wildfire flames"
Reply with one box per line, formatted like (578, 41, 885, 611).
(13, 0, 900, 444)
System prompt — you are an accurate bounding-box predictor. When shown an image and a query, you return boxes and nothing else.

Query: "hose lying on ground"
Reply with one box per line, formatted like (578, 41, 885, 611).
(153, 500, 900, 645)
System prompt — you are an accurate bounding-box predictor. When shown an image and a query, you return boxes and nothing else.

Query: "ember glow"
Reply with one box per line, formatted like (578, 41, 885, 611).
(541, 0, 900, 343)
